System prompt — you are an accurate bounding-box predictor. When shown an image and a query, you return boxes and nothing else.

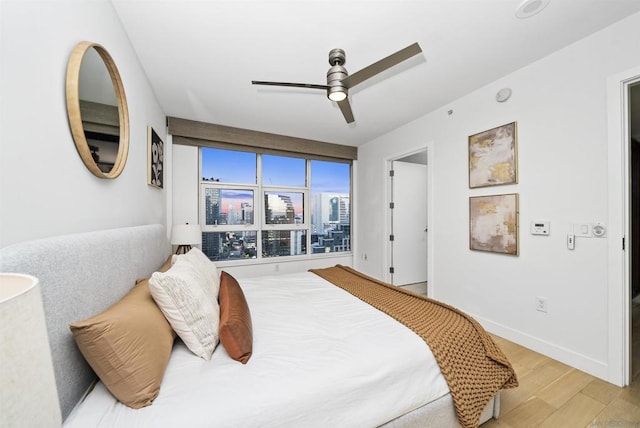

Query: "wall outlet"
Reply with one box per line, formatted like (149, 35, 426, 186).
(536, 296, 549, 313)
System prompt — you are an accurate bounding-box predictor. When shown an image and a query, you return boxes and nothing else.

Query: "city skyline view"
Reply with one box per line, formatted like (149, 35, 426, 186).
(200, 148, 351, 261)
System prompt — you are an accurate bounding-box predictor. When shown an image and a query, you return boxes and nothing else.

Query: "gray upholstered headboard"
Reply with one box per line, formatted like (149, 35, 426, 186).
(0, 224, 170, 421)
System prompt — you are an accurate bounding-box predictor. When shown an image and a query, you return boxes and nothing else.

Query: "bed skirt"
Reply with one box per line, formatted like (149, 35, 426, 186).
(381, 391, 500, 427)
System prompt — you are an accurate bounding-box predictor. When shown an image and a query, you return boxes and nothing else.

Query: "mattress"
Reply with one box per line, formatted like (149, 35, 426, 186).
(64, 271, 449, 427)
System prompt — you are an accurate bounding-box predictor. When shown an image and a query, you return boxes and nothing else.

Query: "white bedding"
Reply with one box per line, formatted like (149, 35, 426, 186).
(64, 271, 449, 428)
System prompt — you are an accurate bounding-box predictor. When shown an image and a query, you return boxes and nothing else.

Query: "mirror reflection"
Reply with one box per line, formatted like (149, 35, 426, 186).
(66, 41, 129, 179)
(79, 48, 120, 173)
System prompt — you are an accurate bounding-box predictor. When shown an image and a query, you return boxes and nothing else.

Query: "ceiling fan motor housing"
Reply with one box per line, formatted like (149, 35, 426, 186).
(327, 48, 348, 100)
(328, 48, 346, 66)
(327, 65, 348, 100)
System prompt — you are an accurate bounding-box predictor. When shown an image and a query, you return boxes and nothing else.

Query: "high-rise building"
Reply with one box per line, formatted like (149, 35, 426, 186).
(312, 193, 350, 233)
(202, 232, 221, 260)
(338, 195, 350, 225)
(240, 202, 254, 224)
(265, 193, 295, 224)
(204, 188, 221, 225)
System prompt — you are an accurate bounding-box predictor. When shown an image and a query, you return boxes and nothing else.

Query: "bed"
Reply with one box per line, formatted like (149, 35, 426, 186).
(0, 224, 516, 427)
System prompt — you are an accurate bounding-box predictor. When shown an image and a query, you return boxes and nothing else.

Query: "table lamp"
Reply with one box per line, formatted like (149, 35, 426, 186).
(171, 223, 202, 254)
(0, 273, 62, 427)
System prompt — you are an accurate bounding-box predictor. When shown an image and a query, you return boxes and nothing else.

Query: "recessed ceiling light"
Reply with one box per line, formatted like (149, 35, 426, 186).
(515, 0, 550, 19)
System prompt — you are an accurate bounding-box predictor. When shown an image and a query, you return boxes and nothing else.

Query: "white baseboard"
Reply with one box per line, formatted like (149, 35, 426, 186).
(469, 312, 611, 383)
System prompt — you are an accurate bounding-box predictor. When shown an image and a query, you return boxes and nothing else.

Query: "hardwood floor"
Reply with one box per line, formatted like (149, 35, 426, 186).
(486, 296, 640, 426)
(484, 333, 640, 427)
(399, 281, 427, 294)
(399, 280, 640, 426)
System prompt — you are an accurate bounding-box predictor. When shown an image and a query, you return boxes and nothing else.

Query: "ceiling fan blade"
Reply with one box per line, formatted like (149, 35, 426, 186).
(252, 80, 329, 90)
(337, 98, 354, 124)
(341, 42, 422, 89)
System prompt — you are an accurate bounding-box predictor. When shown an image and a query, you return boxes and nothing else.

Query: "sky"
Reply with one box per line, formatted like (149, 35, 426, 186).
(202, 148, 350, 216)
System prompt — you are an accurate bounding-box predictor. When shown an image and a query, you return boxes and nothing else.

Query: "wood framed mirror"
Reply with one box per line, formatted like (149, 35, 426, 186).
(66, 41, 129, 179)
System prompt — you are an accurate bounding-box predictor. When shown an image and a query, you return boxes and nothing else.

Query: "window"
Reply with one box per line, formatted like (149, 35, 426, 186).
(264, 192, 303, 225)
(202, 149, 256, 184)
(200, 148, 350, 262)
(203, 231, 258, 260)
(262, 155, 305, 187)
(203, 188, 254, 226)
(310, 160, 351, 253)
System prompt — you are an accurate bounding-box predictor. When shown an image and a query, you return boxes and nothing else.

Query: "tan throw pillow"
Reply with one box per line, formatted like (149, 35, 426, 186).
(219, 271, 253, 364)
(149, 257, 220, 360)
(69, 277, 176, 409)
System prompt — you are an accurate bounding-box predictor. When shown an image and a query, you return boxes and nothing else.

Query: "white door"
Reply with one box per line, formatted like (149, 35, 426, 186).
(391, 160, 427, 285)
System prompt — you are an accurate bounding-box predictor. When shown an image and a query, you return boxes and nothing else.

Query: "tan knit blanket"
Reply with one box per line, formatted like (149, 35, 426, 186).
(309, 265, 518, 428)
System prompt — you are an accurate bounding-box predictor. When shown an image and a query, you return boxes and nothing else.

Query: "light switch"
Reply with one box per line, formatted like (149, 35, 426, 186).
(573, 223, 592, 238)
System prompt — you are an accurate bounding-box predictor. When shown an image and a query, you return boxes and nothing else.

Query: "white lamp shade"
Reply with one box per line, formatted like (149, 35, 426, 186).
(0, 273, 62, 427)
(171, 224, 202, 246)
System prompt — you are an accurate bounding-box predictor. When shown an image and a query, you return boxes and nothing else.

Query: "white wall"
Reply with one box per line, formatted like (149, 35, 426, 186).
(355, 12, 640, 382)
(0, 0, 167, 247)
(172, 144, 200, 226)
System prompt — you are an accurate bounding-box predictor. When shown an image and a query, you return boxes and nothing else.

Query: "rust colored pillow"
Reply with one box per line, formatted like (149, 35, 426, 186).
(69, 257, 175, 408)
(219, 271, 253, 364)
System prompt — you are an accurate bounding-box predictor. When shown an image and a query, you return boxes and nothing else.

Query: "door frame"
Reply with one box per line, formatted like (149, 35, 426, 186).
(607, 66, 640, 386)
(383, 143, 434, 294)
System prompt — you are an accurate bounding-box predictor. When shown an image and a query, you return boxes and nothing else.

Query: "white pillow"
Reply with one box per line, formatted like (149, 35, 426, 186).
(181, 247, 221, 298)
(149, 257, 220, 360)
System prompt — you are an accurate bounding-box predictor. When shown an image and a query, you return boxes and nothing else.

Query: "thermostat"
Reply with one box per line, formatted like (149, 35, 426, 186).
(530, 221, 550, 236)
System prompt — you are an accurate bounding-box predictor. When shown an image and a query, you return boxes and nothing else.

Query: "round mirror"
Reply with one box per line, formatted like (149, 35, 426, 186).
(66, 41, 129, 178)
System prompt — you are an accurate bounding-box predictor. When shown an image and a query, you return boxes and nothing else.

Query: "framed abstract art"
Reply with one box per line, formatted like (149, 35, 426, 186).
(468, 122, 517, 188)
(469, 193, 519, 256)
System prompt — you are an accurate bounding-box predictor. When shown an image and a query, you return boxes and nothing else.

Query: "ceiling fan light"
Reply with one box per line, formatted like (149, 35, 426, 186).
(328, 90, 347, 102)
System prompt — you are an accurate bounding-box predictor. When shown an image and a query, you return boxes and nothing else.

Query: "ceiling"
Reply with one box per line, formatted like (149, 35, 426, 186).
(112, 0, 640, 147)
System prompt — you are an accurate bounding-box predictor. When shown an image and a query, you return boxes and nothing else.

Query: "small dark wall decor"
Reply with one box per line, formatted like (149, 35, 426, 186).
(147, 126, 164, 188)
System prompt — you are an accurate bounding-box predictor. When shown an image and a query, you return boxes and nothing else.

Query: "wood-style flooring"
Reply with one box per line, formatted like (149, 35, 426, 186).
(482, 297, 640, 427)
(399, 282, 640, 427)
(484, 334, 640, 427)
(399, 281, 428, 295)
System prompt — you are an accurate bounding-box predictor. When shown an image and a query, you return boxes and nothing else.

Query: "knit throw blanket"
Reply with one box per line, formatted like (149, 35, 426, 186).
(309, 265, 518, 428)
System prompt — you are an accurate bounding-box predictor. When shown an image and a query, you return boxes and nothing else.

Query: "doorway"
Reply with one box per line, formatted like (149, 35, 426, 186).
(388, 149, 428, 287)
(630, 83, 640, 380)
(607, 67, 640, 386)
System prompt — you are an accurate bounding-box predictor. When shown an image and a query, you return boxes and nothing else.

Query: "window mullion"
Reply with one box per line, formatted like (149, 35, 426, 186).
(256, 154, 263, 260)
(305, 159, 311, 254)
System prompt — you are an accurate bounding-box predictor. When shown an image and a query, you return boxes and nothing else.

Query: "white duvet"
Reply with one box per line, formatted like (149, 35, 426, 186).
(64, 271, 449, 428)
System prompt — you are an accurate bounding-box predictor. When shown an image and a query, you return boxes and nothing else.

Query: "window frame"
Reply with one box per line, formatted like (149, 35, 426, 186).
(262, 187, 309, 231)
(199, 148, 351, 264)
(200, 184, 259, 230)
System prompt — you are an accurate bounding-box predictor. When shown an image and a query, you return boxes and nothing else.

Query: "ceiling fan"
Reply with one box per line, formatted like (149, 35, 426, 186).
(252, 42, 423, 124)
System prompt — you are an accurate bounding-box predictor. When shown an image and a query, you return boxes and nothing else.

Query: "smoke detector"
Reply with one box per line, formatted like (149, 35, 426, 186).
(515, 0, 550, 19)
